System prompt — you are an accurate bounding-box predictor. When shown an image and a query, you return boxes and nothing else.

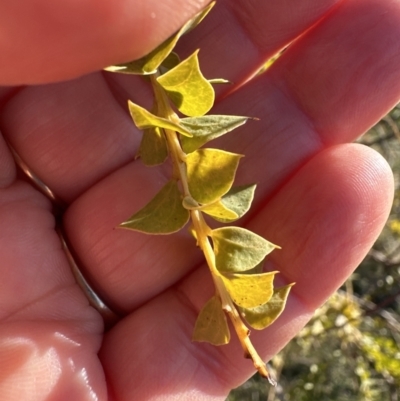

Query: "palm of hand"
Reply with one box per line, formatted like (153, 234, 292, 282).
(0, 1, 399, 400)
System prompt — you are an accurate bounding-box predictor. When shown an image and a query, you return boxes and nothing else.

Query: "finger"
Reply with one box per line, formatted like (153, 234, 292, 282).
(0, 0, 211, 85)
(63, 161, 202, 312)
(268, 0, 400, 144)
(2, 0, 399, 311)
(1, 73, 141, 202)
(61, 0, 400, 309)
(2, 0, 400, 203)
(0, 182, 106, 399)
(175, 0, 341, 93)
(100, 144, 393, 400)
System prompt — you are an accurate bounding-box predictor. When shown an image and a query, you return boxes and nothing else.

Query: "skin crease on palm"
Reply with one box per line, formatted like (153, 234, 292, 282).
(0, 0, 400, 399)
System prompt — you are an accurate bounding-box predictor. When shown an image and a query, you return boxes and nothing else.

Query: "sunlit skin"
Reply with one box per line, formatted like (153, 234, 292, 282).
(0, 1, 400, 400)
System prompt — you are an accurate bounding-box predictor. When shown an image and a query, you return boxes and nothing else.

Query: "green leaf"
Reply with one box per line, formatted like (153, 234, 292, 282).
(186, 149, 242, 204)
(242, 260, 264, 275)
(104, 2, 216, 75)
(186, 184, 256, 223)
(211, 226, 279, 273)
(138, 126, 168, 166)
(221, 271, 278, 308)
(240, 284, 294, 329)
(157, 50, 215, 117)
(159, 52, 181, 73)
(120, 180, 189, 234)
(214, 184, 257, 223)
(128, 101, 192, 137)
(192, 295, 230, 345)
(180, 115, 251, 153)
(137, 102, 168, 166)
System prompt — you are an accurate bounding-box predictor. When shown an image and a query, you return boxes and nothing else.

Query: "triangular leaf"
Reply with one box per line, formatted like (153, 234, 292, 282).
(221, 271, 278, 308)
(211, 227, 279, 273)
(128, 101, 192, 137)
(137, 102, 168, 166)
(213, 184, 257, 223)
(192, 295, 230, 345)
(104, 33, 179, 75)
(138, 126, 168, 166)
(240, 284, 294, 329)
(200, 200, 238, 220)
(157, 50, 214, 117)
(120, 180, 189, 234)
(104, 2, 215, 75)
(186, 149, 242, 204)
(180, 115, 251, 153)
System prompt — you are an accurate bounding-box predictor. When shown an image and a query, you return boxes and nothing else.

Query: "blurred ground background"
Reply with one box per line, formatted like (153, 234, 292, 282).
(228, 104, 400, 401)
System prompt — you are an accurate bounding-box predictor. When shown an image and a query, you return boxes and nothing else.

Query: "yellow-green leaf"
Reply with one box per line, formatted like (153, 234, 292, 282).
(221, 271, 278, 308)
(200, 200, 238, 220)
(186, 149, 242, 204)
(213, 184, 257, 223)
(104, 2, 215, 75)
(211, 227, 278, 273)
(192, 295, 230, 345)
(128, 101, 192, 137)
(138, 126, 168, 166)
(120, 180, 189, 234)
(104, 33, 179, 75)
(157, 50, 214, 117)
(180, 115, 251, 153)
(240, 284, 294, 329)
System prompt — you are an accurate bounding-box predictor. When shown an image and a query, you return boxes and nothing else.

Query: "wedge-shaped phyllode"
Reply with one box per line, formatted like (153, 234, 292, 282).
(120, 180, 189, 234)
(196, 185, 256, 222)
(128, 101, 192, 137)
(186, 149, 242, 205)
(180, 115, 251, 153)
(220, 271, 278, 308)
(212, 184, 257, 223)
(137, 103, 168, 166)
(240, 284, 294, 329)
(157, 50, 214, 117)
(104, 34, 180, 75)
(138, 126, 168, 166)
(199, 200, 239, 220)
(211, 227, 278, 273)
(182, 196, 239, 220)
(192, 295, 230, 345)
(104, 2, 216, 75)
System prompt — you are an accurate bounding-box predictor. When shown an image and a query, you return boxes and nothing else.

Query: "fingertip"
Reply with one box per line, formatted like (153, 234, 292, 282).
(0, 0, 212, 85)
(265, 143, 394, 309)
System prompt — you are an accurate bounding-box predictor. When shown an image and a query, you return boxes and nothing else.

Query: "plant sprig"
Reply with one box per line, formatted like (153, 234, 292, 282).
(106, 2, 293, 385)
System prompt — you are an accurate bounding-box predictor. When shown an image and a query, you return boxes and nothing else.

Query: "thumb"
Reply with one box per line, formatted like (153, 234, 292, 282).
(0, 0, 210, 85)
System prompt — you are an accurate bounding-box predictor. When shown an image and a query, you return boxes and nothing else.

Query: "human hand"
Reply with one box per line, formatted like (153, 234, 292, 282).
(1, 0, 400, 400)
